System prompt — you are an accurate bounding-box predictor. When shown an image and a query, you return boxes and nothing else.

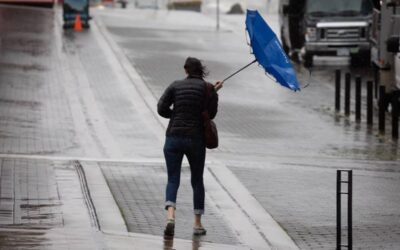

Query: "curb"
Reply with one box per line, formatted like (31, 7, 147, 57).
(81, 161, 129, 233)
(208, 163, 299, 249)
(74, 160, 101, 230)
(91, 14, 167, 143)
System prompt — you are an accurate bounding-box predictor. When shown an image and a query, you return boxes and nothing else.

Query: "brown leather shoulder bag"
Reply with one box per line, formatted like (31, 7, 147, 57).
(202, 82, 218, 149)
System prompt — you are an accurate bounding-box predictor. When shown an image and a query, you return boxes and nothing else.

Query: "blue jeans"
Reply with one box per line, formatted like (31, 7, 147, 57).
(163, 136, 206, 215)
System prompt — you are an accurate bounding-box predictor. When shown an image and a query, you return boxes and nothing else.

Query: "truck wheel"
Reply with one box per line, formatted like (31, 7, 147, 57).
(303, 53, 313, 67)
(350, 55, 360, 67)
(351, 52, 370, 67)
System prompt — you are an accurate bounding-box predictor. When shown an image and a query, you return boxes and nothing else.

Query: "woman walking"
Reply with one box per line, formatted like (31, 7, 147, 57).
(157, 57, 223, 239)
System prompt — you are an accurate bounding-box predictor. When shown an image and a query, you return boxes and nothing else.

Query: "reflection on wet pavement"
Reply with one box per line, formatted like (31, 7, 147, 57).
(163, 239, 174, 250)
(0, 157, 99, 249)
(100, 162, 239, 245)
(162, 238, 207, 250)
(0, 7, 81, 156)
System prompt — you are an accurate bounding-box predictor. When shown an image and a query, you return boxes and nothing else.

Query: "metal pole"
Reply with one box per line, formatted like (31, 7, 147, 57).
(345, 73, 351, 116)
(367, 81, 373, 126)
(374, 66, 379, 99)
(348, 170, 353, 250)
(223, 59, 257, 82)
(335, 70, 341, 112)
(355, 76, 361, 122)
(379, 86, 386, 134)
(392, 92, 399, 139)
(337, 170, 342, 250)
(216, 0, 220, 31)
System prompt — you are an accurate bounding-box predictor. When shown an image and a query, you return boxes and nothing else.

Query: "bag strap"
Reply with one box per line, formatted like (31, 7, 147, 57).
(203, 82, 211, 112)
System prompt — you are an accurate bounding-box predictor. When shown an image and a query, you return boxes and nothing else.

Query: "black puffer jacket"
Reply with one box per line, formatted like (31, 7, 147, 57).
(157, 77, 218, 137)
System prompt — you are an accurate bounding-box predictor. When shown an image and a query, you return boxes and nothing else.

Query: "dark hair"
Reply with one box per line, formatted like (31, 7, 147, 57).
(184, 57, 209, 79)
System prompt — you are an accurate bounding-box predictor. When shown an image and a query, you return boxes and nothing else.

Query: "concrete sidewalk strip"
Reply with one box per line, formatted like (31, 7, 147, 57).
(56, 162, 106, 250)
(206, 163, 299, 250)
(92, 15, 168, 139)
(81, 161, 128, 232)
(55, 15, 124, 159)
(204, 166, 271, 250)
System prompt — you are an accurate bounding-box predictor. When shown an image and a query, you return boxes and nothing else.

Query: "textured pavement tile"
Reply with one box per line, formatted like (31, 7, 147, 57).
(101, 162, 239, 245)
(0, 157, 99, 249)
(0, 7, 80, 156)
(229, 164, 400, 250)
(0, 158, 62, 227)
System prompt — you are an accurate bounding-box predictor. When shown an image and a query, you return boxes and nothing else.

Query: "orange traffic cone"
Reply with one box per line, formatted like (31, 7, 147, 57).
(74, 15, 83, 32)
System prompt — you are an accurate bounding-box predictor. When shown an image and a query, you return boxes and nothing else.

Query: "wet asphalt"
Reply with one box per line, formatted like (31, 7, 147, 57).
(0, 2, 399, 250)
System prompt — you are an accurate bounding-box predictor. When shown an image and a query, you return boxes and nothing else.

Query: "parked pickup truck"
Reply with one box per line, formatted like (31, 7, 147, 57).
(279, 0, 375, 67)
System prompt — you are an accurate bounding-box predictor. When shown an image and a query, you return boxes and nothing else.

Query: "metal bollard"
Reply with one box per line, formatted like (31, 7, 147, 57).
(392, 92, 399, 139)
(348, 171, 353, 250)
(379, 86, 386, 134)
(345, 73, 351, 116)
(374, 66, 379, 99)
(337, 170, 353, 250)
(367, 81, 373, 126)
(335, 70, 341, 112)
(337, 171, 342, 249)
(355, 76, 361, 122)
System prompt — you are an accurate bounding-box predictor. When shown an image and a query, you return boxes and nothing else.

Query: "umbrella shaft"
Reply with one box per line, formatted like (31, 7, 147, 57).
(223, 59, 257, 82)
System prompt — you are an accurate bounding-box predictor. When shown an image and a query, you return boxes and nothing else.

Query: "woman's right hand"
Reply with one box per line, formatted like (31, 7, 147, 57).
(214, 81, 224, 92)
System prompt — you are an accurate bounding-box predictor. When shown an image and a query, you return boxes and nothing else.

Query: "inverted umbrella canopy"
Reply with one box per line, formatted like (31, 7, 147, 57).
(245, 10, 300, 91)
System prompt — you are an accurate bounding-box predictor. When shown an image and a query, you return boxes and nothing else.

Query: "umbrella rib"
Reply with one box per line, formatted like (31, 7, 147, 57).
(222, 59, 257, 82)
(245, 10, 301, 91)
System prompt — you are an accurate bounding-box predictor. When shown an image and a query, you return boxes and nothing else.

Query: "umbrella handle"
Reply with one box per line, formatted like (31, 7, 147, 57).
(222, 59, 257, 82)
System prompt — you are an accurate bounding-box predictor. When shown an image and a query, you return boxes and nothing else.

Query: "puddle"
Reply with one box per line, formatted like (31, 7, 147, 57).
(0, 62, 46, 72)
(0, 98, 41, 109)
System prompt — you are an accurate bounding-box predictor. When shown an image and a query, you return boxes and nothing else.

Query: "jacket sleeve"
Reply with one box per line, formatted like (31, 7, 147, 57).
(207, 86, 218, 120)
(157, 84, 174, 118)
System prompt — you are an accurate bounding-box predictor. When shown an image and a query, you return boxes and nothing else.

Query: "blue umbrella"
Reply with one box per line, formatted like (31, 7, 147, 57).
(223, 9, 301, 92)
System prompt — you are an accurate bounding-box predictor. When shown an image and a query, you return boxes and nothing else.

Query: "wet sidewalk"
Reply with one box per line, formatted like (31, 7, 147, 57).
(93, 5, 400, 250)
(0, 7, 99, 248)
(2, 3, 399, 250)
(0, 157, 100, 249)
(0, 5, 294, 250)
(0, 156, 249, 250)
